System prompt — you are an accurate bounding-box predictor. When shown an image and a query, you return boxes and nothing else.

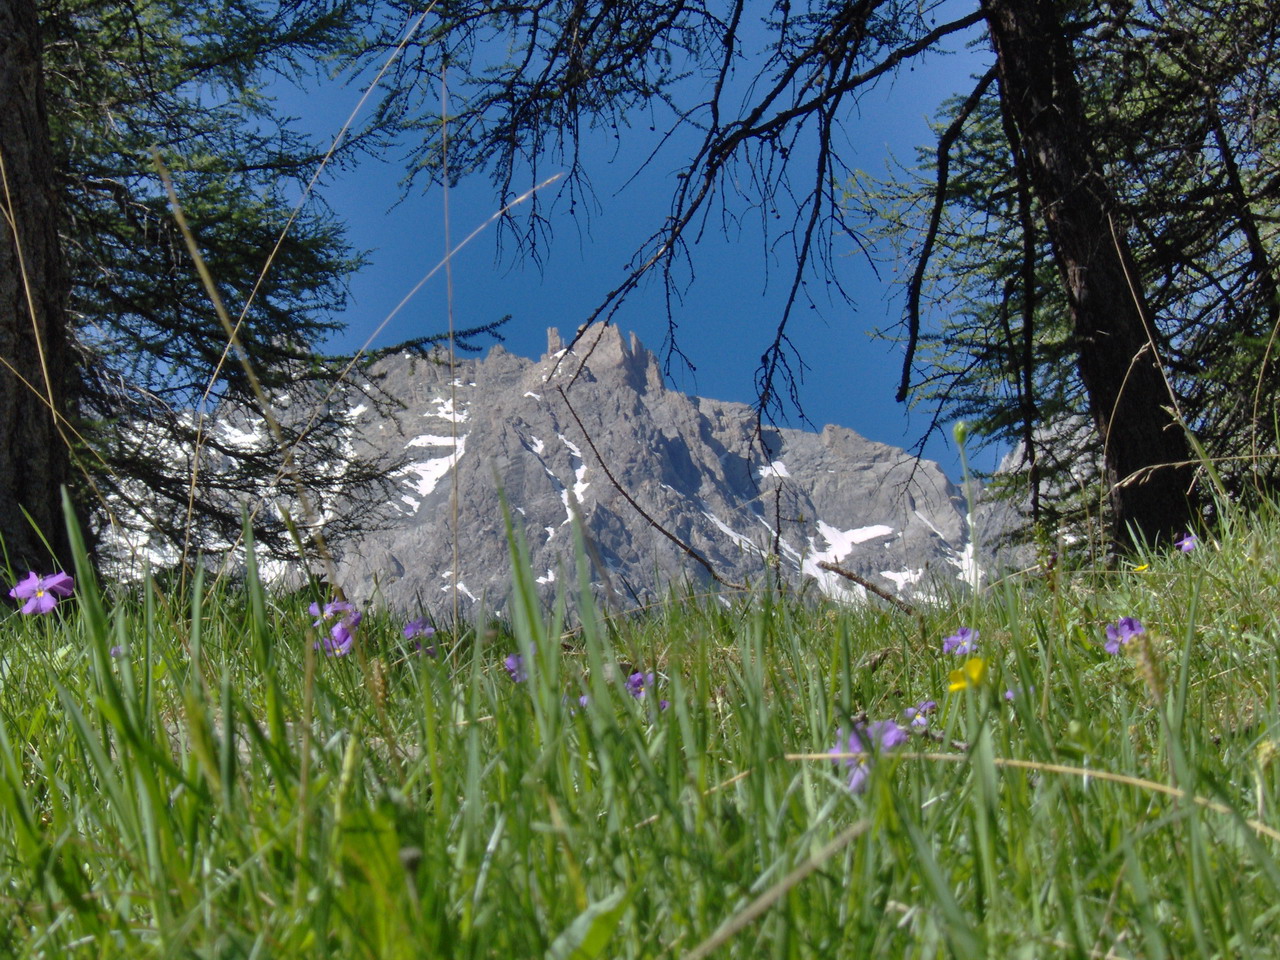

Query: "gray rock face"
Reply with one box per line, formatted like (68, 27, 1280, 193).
(336, 324, 977, 612)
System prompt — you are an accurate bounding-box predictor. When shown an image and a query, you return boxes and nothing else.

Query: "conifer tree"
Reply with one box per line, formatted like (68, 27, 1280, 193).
(2, 0, 505, 574)
(879, 0, 1280, 540)
(0, 0, 72, 568)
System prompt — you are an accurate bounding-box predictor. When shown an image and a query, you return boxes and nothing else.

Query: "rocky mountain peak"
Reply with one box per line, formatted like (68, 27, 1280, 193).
(335, 324, 976, 614)
(542, 322, 662, 396)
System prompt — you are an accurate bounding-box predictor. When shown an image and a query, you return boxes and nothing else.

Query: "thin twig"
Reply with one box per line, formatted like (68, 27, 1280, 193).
(897, 66, 998, 403)
(816, 561, 918, 616)
(153, 155, 341, 594)
(679, 819, 871, 960)
(789, 751, 1280, 843)
(185, 3, 438, 580)
(442, 69, 461, 630)
(154, 161, 406, 776)
(556, 386, 745, 591)
(633, 769, 752, 830)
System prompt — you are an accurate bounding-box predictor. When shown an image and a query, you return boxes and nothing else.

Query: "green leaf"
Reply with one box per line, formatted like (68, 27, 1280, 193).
(545, 888, 631, 960)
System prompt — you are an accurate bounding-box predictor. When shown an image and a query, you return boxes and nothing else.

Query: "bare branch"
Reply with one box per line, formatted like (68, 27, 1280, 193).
(815, 561, 918, 617)
(897, 66, 997, 404)
(556, 385, 745, 592)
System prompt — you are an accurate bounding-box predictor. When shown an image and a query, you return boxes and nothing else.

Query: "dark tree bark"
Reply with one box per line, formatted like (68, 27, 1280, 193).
(982, 0, 1196, 548)
(0, 0, 73, 569)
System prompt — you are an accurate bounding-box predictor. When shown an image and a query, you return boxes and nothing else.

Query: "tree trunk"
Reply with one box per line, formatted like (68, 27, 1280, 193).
(982, 0, 1196, 548)
(0, 0, 73, 570)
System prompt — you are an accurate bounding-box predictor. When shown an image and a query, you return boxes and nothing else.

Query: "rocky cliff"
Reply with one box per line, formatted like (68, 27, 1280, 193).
(331, 324, 977, 613)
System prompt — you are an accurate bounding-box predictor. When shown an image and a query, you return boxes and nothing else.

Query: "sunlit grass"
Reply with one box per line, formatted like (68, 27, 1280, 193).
(2, 504, 1280, 957)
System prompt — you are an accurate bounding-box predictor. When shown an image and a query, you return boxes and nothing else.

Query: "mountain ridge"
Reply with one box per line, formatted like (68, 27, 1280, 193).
(333, 323, 979, 613)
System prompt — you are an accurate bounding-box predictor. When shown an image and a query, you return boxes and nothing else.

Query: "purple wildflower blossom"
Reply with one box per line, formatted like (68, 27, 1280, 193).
(403, 618, 438, 655)
(1175, 532, 1197, 553)
(310, 599, 354, 627)
(323, 612, 362, 656)
(626, 671, 655, 698)
(830, 720, 910, 793)
(403, 617, 435, 640)
(942, 627, 978, 655)
(8, 571, 75, 615)
(658, 699, 670, 711)
(902, 700, 938, 728)
(110, 644, 125, 658)
(311, 602, 360, 657)
(317, 628, 354, 656)
(1104, 616, 1145, 655)
(504, 653, 527, 683)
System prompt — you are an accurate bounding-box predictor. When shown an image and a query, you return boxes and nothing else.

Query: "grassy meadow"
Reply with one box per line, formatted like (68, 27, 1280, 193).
(2, 502, 1280, 958)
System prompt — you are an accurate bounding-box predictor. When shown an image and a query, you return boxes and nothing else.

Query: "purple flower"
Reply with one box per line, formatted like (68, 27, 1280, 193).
(403, 617, 435, 640)
(404, 618, 438, 655)
(322, 613, 362, 656)
(1175, 532, 1197, 553)
(504, 653, 527, 683)
(317, 627, 354, 656)
(311, 601, 361, 657)
(902, 700, 938, 728)
(626, 671, 655, 698)
(109, 644, 125, 658)
(658, 699, 670, 711)
(1104, 616, 1145, 655)
(310, 599, 354, 627)
(942, 627, 978, 655)
(830, 720, 909, 793)
(579, 694, 590, 708)
(8, 571, 75, 615)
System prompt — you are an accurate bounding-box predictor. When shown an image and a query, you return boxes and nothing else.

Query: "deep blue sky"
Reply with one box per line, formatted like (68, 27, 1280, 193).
(285, 15, 996, 475)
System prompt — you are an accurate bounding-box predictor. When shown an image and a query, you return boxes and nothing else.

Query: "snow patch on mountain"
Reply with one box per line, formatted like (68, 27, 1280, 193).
(407, 433, 461, 448)
(702, 508, 759, 554)
(558, 434, 591, 505)
(949, 518, 982, 588)
(815, 521, 895, 555)
(398, 435, 467, 501)
(880, 568, 924, 591)
(429, 397, 468, 422)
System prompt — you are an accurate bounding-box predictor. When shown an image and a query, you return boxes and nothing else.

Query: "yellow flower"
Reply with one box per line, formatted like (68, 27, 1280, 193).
(948, 657, 987, 692)
(1133, 563, 1150, 572)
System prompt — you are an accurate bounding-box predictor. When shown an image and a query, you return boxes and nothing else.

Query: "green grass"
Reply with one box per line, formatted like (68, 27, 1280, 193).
(4, 506, 1280, 958)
